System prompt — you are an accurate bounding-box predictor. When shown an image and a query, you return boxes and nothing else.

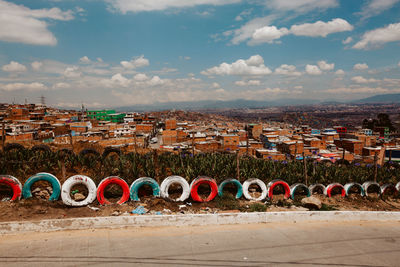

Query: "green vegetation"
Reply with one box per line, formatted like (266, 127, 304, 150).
(215, 194, 240, 210)
(1, 150, 399, 186)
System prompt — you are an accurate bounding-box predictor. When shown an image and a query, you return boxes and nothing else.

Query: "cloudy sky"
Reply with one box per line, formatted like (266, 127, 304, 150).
(0, 0, 400, 108)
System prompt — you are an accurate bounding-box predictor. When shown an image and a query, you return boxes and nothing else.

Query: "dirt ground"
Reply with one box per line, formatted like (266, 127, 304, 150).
(1, 191, 400, 222)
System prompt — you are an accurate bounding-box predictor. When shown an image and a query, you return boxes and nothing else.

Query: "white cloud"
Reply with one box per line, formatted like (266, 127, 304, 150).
(0, 82, 47, 91)
(250, 26, 289, 45)
(353, 23, 400, 50)
(120, 55, 150, 69)
(275, 64, 301, 76)
(107, 0, 241, 13)
(264, 0, 338, 13)
(133, 73, 149, 82)
(351, 76, 379, 83)
(290, 18, 353, 37)
(201, 55, 272, 76)
(235, 9, 252, 21)
(335, 69, 345, 75)
(227, 16, 276, 45)
(353, 63, 369, 70)
(305, 64, 322, 75)
(2, 61, 27, 72)
(79, 56, 91, 64)
(0, 0, 74, 46)
(294, 85, 303, 89)
(53, 82, 71, 89)
(398, 61, 400, 67)
(235, 80, 261, 86)
(342, 37, 353, 44)
(357, 0, 400, 20)
(64, 66, 82, 78)
(325, 86, 395, 94)
(31, 61, 43, 71)
(211, 82, 221, 89)
(317, 60, 334, 71)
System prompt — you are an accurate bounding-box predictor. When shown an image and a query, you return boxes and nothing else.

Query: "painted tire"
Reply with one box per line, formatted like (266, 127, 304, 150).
(243, 178, 267, 201)
(61, 175, 97, 207)
(324, 183, 345, 197)
(309, 184, 326, 195)
(266, 179, 290, 199)
(218, 178, 243, 199)
(396, 182, 400, 192)
(22, 172, 61, 201)
(380, 184, 398, 196)
(0, 175, 22, 201)
(344, 183, 365, 197)
(130, 177, 161, 201)
(362, 181, 381, 196)
(190, 176, 218, 202)
(290, 183, 311, 200)
(96, 176, 130, 205)
(160, 176, 190, 202)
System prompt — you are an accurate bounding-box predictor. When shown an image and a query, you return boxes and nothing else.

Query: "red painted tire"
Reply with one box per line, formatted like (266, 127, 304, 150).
(96, 176, 130, 205)
(324, 183, 345, 197)
(0, 175, 22, 201)
(266, 179, 290, 199)
(190, 176, 218, 202)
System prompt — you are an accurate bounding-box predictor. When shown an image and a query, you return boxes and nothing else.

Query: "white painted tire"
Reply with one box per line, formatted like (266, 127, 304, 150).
(396, 182, 400, 192)
(309, 184, 326, 195)
(344, 182, 365, 197)
(242, 178, 267, 201)
(61, 175, 97, 207)
(362, 181, 381, 196)
(160, 176, 190, 202)
(381, 184, 397, 196)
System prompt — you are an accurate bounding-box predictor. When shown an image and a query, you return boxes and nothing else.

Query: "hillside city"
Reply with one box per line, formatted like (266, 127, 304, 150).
(1, 102, 399, 165)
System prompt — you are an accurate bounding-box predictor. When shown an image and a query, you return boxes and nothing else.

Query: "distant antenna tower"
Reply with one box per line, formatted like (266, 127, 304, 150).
(40, 95, 46, 106)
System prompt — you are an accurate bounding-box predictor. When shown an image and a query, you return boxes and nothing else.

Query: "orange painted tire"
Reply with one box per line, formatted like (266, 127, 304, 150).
(190, 176, 218, 202)
(96, 176, 130, 205)
(0, 175, 22, 201)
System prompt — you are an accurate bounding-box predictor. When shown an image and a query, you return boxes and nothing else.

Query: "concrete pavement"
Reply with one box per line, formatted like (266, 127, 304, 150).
(0, 221, 399, 266)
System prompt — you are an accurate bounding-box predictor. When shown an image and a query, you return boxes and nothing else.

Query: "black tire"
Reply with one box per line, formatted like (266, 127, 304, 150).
(102, 147, 121, 159)
(31, 144, 51, 153)
(57, 148, 74, 159)
(4, 143, 25, 152)
(79, 148, 100, 157)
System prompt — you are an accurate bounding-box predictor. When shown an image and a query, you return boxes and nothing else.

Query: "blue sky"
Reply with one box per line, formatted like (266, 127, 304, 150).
(0, 0, 399, 108)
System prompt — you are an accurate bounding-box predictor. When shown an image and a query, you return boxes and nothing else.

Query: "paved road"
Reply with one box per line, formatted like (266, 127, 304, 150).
(1, 221, 400, 266)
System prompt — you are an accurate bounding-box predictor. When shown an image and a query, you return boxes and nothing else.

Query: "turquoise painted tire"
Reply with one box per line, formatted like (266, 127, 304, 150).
(22, 172, 61, 201)
(344, 182, 365, 197)
(290, 183, 311, 200)
(218, 178, 243, 199)
(130, 177, 160, 201)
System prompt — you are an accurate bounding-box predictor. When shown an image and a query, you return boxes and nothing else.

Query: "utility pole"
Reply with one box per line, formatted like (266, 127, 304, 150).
(236, 150, 240, 181)
(374, 153, 378, 183)
(246, 125, 249, 157)
(191, 131, 195, 156)
(134, 130, 137, 154)
(303, 152, 308, 186)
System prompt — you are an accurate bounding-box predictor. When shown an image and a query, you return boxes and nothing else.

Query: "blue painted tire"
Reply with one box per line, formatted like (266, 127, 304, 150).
(130, 177, 160, 201)
(22, 172, 61, 201)
(218, 178, 243, 199)
(344, 182, 365, 197)
(290, 183, 311, 200)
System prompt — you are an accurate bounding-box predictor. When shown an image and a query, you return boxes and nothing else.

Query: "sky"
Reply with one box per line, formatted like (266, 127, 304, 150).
(0, 0, 400, 108)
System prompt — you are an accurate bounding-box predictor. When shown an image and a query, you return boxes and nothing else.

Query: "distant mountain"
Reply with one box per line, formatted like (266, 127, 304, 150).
(354, 94, 400, 103)
(115, 98, 322, 112)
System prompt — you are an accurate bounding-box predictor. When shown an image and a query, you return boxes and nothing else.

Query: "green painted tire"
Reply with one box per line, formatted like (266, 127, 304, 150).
(22, 173, 61, 201)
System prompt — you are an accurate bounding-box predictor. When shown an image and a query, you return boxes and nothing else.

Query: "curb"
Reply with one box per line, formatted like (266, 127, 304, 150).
(1, 211, 400, 235)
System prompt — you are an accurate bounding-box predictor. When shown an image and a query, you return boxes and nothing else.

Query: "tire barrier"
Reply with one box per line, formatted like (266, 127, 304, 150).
(61, 175, 97, 207)
(324, 183, 345, 197)
(0, 175, 22, 201)
(243, 178, 267, 201)
(96, 176, 130, 205)
(266, 179, 290, 200)
(102, 147, 121, 159)
(309, 184, 326, 195)
(380, 184, 398, 196)
(4, 143, 25, 152)
(160, 176, 190, 202)
(344, 183, 365, 197)
(290, 183, 311, 200)
(218, 178, 243, 199)
(31, 144, 51, 153)
(362, 181, 381, 196)
(130, 177, 161, 201)
(396, 182, 400, 192)
(22, 172, 61, 201)
(190, 176, 218, 202)
(57, 148, 74, 158)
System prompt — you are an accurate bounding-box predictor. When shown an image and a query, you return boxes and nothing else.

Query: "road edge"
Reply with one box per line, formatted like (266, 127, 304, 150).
(1, 211, 400, 235)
